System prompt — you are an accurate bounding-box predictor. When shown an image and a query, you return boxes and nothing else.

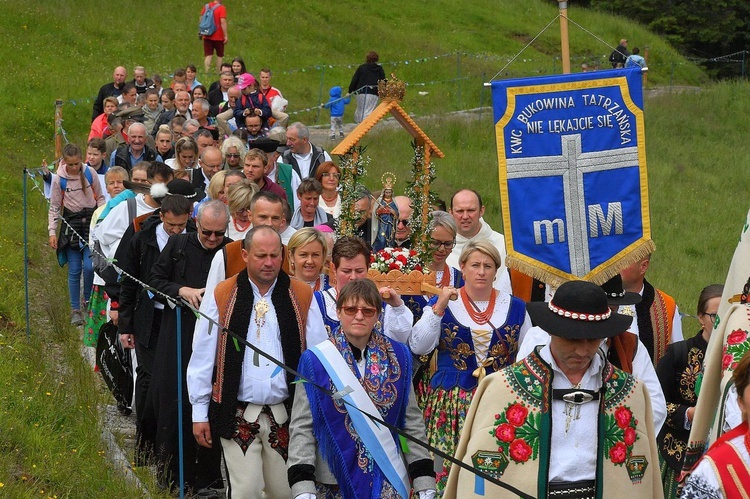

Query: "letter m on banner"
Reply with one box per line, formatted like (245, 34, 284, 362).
(492, 68, 654, 285)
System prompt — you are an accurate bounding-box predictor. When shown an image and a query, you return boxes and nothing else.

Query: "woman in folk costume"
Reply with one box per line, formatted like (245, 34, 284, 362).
(681, 350, 750, 498)
(656, 284, 723, 498)
(445, 280, 663, 499)
(401, 211, 465, 410)
(288, 279, 437, 498)
(409, 240, 531, 491)
(314, 236, 413, 343)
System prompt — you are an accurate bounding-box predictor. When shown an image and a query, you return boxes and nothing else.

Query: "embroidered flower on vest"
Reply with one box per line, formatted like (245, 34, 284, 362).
(604, 405, 638, 466)
(490, 402, 541, 464)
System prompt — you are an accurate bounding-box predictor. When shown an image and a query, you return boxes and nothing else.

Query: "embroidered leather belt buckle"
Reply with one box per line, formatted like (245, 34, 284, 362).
(548, 480, 596, 498)
(552, 389, 599, 404)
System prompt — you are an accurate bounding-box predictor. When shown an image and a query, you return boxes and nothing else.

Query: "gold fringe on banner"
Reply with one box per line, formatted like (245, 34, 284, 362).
(506, 239, 657, 287)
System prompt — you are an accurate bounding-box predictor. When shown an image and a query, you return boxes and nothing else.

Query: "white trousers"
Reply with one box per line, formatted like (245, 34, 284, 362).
(220, 403, 291, 499)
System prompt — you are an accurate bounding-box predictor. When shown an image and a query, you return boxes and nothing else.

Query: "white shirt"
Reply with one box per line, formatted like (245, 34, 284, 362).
(683, 430, 749, 497)
(280, 225, 297, 245)
(409, 291, 531, 356)
(517, 326, 667, 433)
(290, 148, 332, 179)
(187, 276, 328, 422)
(446, 218, 512, 294)
(540, 344, 603, 482)
(227, 217, 251, 242)
(317, 287, 414, 344)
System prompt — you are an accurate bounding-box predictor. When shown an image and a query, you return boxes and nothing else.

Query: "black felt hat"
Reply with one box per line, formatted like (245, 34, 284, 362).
(600, 274, 641, 306)
(526, 280, 632, 339)
(250, 138, 280, 154)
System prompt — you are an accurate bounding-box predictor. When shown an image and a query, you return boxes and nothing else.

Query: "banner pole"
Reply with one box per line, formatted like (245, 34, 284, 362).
(557, 1, 571, 74)
(176, 306, 185, 499)
(23, 169, 31, 341)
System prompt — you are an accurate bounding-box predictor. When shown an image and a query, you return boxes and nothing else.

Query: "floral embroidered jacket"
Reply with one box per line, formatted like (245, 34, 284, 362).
(445, 347, 663, 499)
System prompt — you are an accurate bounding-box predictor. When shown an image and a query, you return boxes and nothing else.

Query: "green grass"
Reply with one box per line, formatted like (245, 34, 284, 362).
(0, 0, 739, 493)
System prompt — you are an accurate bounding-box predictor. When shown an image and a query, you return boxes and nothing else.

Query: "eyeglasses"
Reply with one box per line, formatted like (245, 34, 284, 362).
(340, 306, 378, 318)
(200, 160, 222, 171)
(226, 153, 241, 158)
(322, 172, 341, 179)
(200, 229, 226, 237)
(705, 313, 718, 323)
(397, 219, 409, 227)
(430, 239, 456, 250)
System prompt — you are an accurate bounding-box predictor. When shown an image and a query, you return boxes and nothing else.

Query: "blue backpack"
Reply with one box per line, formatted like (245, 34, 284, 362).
(198, 3, 218, 36)
(59, 167, 94, 193)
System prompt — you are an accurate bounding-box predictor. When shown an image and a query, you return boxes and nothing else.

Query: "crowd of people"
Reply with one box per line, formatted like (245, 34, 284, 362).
(44, 58, 750, 499)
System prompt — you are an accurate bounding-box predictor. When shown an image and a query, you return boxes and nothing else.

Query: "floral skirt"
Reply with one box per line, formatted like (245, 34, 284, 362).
(424, 385, 474, 493)
(83, 285, 108, 347)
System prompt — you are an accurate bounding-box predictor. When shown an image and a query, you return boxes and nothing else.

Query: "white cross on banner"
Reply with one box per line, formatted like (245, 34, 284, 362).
(491, 68, 654, 286)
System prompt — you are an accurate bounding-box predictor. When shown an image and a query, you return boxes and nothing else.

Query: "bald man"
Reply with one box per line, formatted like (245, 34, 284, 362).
(92, 66, 127, 121)
(394, 195, 413, 248)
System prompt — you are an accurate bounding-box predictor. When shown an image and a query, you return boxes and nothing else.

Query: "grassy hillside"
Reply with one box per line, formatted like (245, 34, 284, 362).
(0, 0, 735, 495)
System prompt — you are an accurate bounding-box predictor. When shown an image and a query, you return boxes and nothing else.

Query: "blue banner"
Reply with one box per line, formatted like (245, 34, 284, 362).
(492, 68, 653, 285)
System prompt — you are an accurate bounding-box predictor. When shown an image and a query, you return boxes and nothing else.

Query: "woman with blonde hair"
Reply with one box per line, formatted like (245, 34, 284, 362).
(410, 239, 531, 491)
(287, 227, 331, 291)
(226, 179, 258, 240)
(220, 135, 246, 170)
(166, 136, 199, 176)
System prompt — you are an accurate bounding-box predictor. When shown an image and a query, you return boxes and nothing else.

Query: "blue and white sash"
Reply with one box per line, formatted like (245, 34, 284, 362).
(309, 340, 410, 498)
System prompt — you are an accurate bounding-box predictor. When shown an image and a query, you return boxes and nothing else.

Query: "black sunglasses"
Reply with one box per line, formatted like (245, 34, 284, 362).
(200, 229, 226, 237)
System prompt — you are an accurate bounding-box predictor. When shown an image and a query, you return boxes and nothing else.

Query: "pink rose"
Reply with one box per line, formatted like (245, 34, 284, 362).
(615, 407, 633, 429)
(494, 423, 516, 443)
(727, 329, 748, 345)
(509, 439, 532, 462)
(624, 426, 636, 446)
(609, 442, 628, 464)
(506, 403, 529, 427)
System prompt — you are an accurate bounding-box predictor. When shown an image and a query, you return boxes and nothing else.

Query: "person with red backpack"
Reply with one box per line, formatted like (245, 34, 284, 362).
(48, 143, 105, 325)
(233, 73, 272, 130)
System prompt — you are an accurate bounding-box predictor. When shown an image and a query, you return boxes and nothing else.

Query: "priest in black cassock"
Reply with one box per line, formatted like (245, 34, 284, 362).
(144, 199, 230, 495)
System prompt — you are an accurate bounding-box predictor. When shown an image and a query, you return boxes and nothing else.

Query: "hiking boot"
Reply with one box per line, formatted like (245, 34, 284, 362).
(330, 133, 335, 140)
(340, 131, 345, 137)
(70, 309, 84, 326)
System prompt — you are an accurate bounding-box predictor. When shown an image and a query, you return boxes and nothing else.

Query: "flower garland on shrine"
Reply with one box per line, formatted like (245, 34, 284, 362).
(335, 145, 370, 238)
(406, 143, 438, 266)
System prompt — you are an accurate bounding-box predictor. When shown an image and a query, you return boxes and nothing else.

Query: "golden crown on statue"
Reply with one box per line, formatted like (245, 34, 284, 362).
(378, 74, 406, 102)
(381, 172, 396, 190)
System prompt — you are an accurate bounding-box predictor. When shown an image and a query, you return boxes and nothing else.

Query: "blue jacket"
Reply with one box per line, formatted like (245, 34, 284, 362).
(324, 86, 350, 118)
